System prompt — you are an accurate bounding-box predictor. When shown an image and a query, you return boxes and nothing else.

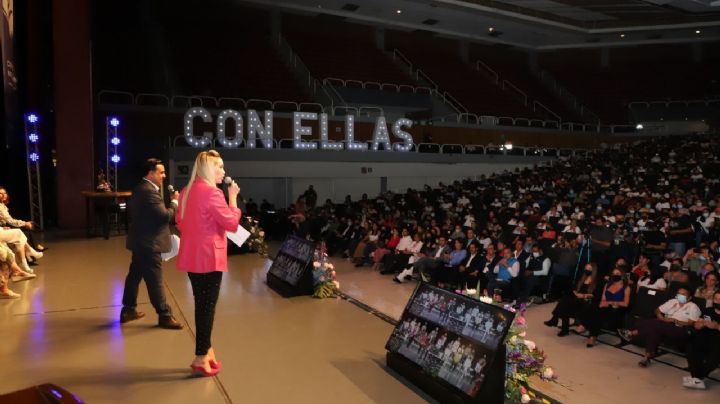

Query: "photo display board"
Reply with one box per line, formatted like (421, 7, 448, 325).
(386, 283, 514, 399)
(267, 235, 315, 286)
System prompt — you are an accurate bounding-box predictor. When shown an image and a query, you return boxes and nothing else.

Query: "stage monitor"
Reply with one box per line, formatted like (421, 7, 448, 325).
(386, 283, 514, 399)
(267, 235, 315, 286)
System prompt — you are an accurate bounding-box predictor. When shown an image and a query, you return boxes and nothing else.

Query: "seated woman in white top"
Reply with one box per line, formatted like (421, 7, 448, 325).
(637, 267, 668, 292)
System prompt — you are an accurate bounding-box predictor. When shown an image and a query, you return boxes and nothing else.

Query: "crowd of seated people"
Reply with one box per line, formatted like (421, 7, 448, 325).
(277, 134, 720, 390)
(0, 187, 46, 299)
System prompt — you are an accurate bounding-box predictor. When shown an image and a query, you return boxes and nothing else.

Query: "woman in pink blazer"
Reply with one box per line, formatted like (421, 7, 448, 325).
(176, 150, 241, 377)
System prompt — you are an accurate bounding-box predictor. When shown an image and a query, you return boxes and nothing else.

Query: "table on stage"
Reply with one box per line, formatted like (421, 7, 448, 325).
(81, 191, 132, 239)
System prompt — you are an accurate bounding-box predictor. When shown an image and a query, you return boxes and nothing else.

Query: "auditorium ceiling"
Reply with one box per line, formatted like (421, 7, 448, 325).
(457, 0, 720, 29)
(240, 0, 720, 49)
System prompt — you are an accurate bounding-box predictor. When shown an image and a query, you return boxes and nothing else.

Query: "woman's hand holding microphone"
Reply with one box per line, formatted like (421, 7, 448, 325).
(225, 177, 241, 208)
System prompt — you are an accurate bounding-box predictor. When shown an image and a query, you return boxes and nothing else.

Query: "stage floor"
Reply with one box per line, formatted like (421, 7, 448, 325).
(0, 236, 716, 403)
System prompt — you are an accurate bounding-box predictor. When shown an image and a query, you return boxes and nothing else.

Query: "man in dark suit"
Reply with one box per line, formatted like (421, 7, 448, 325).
(454, 241, 485, 290)
(120, 158, 183, 329)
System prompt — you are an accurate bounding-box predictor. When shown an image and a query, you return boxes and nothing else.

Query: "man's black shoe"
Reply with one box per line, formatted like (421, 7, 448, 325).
(158, 315, 184, 330)
(120, 309, 145, 324)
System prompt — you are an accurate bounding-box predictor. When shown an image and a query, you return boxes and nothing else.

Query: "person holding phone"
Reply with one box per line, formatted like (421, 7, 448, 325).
(684, 290, 720, 389)
(176, 150, 241, 377)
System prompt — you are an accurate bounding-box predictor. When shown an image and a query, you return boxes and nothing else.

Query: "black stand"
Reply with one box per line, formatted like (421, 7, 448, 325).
(387, 345, 506, 404)
(266, 262, 314, 297)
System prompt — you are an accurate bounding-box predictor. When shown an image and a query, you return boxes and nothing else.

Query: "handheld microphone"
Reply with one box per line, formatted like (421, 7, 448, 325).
(224, 176, 244, 202)
(167, 185, 176, 193)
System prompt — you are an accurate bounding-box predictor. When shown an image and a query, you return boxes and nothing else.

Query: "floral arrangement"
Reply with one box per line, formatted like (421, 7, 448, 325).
(242, 216, 269, 257)
(459, 284, 557, 403)
(311, 242, 340, 299)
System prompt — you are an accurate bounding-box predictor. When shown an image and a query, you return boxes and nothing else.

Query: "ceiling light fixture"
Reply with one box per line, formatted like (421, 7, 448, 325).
(396, 9, 402, 14)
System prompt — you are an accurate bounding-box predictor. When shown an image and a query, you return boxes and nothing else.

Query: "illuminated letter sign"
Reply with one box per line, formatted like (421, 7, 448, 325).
(181, 109, 414, 152)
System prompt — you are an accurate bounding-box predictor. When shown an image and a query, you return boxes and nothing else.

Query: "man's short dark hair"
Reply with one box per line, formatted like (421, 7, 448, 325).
(144, 158, 163, 175)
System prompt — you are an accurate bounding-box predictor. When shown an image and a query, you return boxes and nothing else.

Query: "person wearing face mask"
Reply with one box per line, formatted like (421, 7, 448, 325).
(577, 267, 631, 347)
(619, 287, 701, 368)
(518, 245, 551, 303)
(639, 221, 667, 267)
(487, 248, 519, 299)
(667, 211, 694, 257)
(545, 263, 598, 336)
(683, 290, 720, 389)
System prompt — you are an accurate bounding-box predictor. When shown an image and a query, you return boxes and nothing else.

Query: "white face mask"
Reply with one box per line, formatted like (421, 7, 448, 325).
(533, 252, 540, 257)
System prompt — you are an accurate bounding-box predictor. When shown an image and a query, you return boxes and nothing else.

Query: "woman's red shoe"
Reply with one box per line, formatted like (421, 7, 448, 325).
(209, 359, 222, 370)
(190, 364, 220, 377)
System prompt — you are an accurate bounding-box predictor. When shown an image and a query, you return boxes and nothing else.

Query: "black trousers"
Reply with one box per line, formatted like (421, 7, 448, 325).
(581, 306, 626, 337)
(687, 331, 720, 379)
(188, 271, 223, 356)
(122, 249, 171, 317)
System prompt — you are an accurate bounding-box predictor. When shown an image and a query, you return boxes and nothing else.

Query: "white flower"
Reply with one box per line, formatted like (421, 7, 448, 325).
(521, 393, 531, 403)
(466, 288, 477, 295)
(313, 261, 321, 268)
(479, 296, 493, 304)
(518, 331, 527, 337)
(543, 367, 554, 379)
(326, 263, 334, 269)
(332, 280, 340, 289)
(524, 340, 536, 351)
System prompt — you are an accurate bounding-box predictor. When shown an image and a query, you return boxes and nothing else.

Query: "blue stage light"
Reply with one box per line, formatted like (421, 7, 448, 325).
(111, 137, 121, 145)
(29, 133, 39, 143)
(29, 152, 39, 162)
(27, 114, 38, 123)
(110, 117, 120, 127)
(111, 155, 121, 163)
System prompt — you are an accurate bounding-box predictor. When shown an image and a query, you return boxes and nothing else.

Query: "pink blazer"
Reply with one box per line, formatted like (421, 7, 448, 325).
(175, 179, 241, 273)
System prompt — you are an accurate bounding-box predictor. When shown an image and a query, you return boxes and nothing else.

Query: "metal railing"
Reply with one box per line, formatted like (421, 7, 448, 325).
(537, 69, 601, 124)
(476, 61, 499, 84)
(390, 48, 469, 114)
(170, 135, 600, 157)
(533, 100, 561, 121)
(629, 98, 720, 109)
(502, 80, 528, 106)
(99, 88, 638, 135)
(322, 76, 434, 95)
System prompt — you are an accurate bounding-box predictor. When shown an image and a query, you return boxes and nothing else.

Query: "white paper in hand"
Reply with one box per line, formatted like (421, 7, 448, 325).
(227, 225, 251, 247)
(161, 234, 181, 261)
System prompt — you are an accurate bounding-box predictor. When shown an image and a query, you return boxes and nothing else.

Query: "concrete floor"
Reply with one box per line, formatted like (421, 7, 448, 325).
(1, 236, 717, 404)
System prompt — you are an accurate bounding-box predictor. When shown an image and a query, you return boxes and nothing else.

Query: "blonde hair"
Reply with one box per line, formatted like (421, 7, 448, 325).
(180, 149, 222, 219)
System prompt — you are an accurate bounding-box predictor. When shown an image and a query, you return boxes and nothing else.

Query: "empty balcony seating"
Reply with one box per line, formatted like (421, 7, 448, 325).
(539, 45, 718, 123)
(94, 4, 312, 104)
(282, 14, 416, 88)
(386, 30, 542, 119)
(471, 44, 585, 123)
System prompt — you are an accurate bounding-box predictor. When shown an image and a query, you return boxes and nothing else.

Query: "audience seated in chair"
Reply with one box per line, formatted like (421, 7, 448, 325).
(619, 286, 701, 367)
(576, 267, 631, 348)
